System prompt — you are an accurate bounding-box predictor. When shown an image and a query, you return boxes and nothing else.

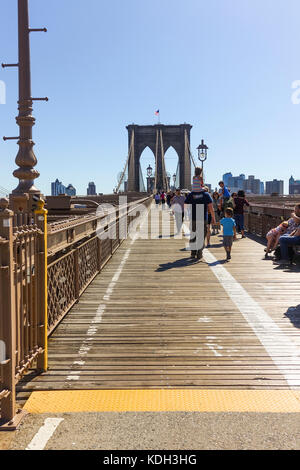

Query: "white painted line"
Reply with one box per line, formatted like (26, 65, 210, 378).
(203, 248, 300, 387)
(66, 208, 149, 381)
(26, 418, 64, 450)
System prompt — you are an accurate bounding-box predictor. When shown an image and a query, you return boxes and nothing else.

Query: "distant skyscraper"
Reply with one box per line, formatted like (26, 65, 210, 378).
(243, 175, 262, 194)
(66, 184, 76, 196)
(222, 173, 245, 192)
(51, 179, 76, 196)
(87, 182, 97, 195)
(289, 176, 300, 194)
(223, 172, 232, 186)
(265, 179, 284, 195)
(51, 179, 66, 196)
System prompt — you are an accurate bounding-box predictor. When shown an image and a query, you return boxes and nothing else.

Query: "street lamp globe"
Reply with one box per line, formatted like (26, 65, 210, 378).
(197, 139, 208, 163)
(147, 164, 153, 178)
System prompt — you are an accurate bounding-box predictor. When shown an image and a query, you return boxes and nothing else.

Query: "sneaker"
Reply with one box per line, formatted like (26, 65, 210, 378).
(206, 244, 211, 248)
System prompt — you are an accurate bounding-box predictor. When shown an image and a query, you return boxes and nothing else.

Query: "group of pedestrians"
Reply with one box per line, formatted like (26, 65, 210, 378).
(155, 190, 178, 209)
(186, 172, 250, 261)
(155, 169, 250, 261)
(154, 169, 300, 266)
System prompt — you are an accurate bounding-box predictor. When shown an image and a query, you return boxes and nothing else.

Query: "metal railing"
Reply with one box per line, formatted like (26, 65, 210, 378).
(0, 196, 152, 428)
(244, 204, 293, 238)
(0, 205, 46, 428)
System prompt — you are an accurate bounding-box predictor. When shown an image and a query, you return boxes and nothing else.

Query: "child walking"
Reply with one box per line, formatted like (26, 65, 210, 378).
(220, 207, 237, 261)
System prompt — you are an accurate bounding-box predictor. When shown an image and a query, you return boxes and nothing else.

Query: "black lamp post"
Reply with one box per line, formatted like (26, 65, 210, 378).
(147, 164, 153, 178)
(172, 173, 176, 190)
(197, 139, 208, 174)
(146, 164, 153, 193)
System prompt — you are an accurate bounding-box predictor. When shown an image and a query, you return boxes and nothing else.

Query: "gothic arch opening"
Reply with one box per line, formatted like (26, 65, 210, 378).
(164, 146, 180, 190)
(139, 146, 156, 193)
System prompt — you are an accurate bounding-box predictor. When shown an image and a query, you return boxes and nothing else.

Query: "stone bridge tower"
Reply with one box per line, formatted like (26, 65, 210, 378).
(126, 124, 192, 192)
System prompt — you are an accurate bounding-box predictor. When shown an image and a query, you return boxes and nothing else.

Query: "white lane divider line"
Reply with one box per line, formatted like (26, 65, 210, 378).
(26, 418, 64, 450)
(203, 248, 300, 387)
(66, 209, 149, 381)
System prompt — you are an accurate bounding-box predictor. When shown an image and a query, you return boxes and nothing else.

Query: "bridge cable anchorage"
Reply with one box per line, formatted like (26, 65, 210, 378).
(115, 130, 134, 193)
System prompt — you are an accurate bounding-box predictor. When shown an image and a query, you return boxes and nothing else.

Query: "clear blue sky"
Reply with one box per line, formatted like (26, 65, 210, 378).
(0, 0, 300, 196)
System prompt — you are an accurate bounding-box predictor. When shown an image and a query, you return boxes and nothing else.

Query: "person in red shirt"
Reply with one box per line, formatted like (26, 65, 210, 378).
(233, 190, 250, 238)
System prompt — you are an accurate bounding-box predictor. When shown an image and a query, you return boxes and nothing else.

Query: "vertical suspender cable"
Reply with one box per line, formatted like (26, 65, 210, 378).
(160, 130, 169, 192)
(116, 130, 134, 193)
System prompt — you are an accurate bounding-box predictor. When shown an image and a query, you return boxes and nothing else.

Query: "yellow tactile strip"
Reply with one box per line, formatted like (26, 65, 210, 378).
(24, 390, 300, 414)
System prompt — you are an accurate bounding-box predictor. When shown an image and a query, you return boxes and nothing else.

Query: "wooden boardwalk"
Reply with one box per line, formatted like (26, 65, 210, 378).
(18, 204, 300, 394)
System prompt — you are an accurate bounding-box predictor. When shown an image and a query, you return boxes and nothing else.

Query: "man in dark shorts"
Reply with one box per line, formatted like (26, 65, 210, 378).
(185, 189, 216, 259)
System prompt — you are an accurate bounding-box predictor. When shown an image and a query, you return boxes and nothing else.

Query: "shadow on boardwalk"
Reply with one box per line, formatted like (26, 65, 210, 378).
(284, 305, 300, 329)
(156, 257, 201, 271)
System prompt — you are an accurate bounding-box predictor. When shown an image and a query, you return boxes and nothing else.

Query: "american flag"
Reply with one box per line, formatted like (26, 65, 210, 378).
(155, 110, 160, 116)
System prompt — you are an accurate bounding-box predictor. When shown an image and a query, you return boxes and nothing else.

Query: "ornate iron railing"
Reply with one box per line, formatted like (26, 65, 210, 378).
(46, 197, 152, 333)
(1, 196, 152, 426)
(244, 205, 293, 238)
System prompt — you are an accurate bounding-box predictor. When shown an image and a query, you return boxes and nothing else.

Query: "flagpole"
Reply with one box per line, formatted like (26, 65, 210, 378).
(155, 110, 160, 124)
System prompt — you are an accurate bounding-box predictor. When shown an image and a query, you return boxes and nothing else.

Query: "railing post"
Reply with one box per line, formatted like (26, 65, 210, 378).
(35, 200, 48, 372)
(97, 238, 102, 272)
(74, 249, 80, 299)
(0, 199, 25, 429)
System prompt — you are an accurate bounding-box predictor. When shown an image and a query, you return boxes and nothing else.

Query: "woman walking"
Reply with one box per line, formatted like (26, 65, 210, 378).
(171, 188, 185, 234)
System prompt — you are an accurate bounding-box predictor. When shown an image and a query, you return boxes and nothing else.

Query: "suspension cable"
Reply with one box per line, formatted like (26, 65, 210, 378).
(160, 130, 170, 192)
(185, 130, 197, 168)
(116, 130, 134, 193)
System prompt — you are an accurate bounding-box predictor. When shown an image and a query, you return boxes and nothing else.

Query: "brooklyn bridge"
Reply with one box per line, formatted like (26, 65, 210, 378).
(1, 0, 300, 452)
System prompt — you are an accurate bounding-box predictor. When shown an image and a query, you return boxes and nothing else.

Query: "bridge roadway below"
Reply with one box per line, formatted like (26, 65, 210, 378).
(6, 203, 300, 450)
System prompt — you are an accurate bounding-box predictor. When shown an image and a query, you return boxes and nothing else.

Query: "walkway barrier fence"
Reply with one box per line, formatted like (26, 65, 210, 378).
(0, 196, 152, 428)
(244, 204, 293, 238)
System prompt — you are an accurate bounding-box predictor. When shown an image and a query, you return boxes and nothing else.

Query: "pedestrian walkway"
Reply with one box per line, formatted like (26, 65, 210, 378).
(18, 204, 300, 394)
(6, 204, 300, 450)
